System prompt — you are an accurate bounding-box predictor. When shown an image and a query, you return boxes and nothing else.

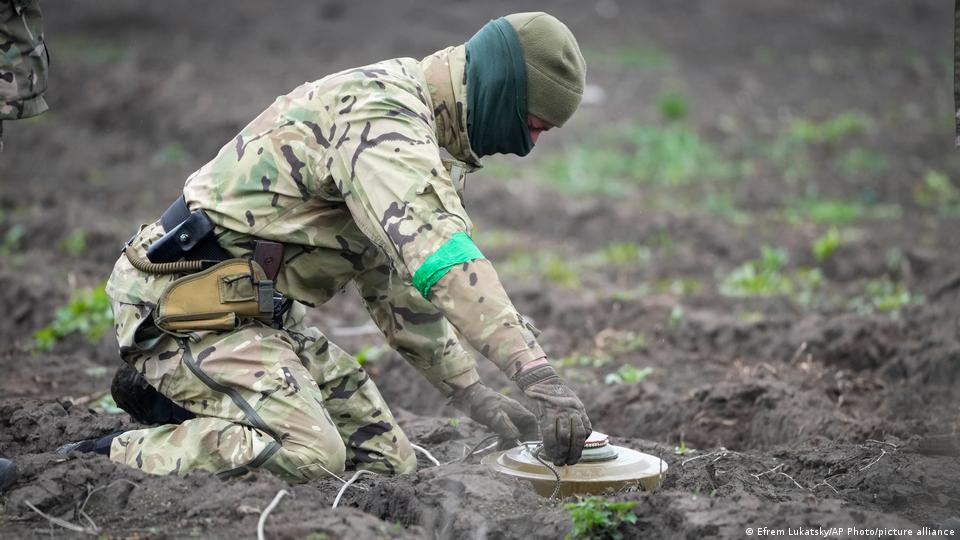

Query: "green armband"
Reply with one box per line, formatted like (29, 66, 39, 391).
(412, 232, 485, 298)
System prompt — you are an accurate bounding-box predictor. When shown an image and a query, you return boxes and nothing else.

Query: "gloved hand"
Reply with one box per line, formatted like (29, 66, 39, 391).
(451, 381, 540, 444)
(514, 364, 592, 466)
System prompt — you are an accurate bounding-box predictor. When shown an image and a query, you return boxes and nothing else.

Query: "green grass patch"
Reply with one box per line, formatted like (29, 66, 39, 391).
(811, 227, 842, 262)
(668, 305, 685, 328)
(565, 497, 638, 540)
(914, 170, 960, 214)
(0, 224, 24, 256)
(154, 143, 188, 165)
(542, 124, 736, 193)
(501, 251, 581, 288)
(848, 278, 924, 318)
(657, 89, 688, 122)
(587, 242, 652, 267)
(34, 284, 114, 351)
(784, 198, 900, 225)
(60, 230, 88, 257)
(719, 246, 823, 305)
(838, 148, 888, 177)
(789, 112, 872, 145)
(605, 365, 653, 385)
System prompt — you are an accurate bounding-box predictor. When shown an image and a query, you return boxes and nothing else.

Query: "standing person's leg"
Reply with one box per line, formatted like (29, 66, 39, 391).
(110, 303, 346, 481)
(283, 303, 417, 474)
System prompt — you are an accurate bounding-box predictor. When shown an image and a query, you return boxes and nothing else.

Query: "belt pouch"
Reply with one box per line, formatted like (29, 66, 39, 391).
(154, 259, 275, 332)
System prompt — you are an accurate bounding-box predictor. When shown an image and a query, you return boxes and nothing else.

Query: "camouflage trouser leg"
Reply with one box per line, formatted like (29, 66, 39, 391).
(109, 301, 415, 480)
(282, 302, 416, 475)
(110, 317, 347, 482)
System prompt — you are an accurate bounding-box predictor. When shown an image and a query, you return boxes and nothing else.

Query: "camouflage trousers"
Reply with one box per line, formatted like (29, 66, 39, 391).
(108, 299, 417, 482)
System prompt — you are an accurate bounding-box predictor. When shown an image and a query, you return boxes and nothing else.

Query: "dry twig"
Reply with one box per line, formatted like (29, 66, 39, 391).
(332, 470, 378, 509)
(411, 443, 440, 466)
(859, 448, 887, 471)
(257, 489, 292, 540)
(23, 501, 96, 535)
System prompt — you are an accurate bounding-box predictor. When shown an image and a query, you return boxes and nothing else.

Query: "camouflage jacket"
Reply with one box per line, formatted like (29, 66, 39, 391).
(136, 46, 545, 396)
(0, 0, 48, 122)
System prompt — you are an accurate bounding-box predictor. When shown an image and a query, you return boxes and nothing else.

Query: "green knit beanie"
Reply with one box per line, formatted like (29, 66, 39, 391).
(504, 12, 586, 127)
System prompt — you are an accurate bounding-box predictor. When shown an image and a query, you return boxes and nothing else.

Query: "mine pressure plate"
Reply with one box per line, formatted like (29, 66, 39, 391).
(481, 431, 668, 497)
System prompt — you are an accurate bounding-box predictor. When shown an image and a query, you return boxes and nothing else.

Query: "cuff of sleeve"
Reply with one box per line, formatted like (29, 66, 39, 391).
(423, 364, 481, 397)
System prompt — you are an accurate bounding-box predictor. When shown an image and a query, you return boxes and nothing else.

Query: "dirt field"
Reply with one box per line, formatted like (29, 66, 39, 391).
(2, 1, 959, 538)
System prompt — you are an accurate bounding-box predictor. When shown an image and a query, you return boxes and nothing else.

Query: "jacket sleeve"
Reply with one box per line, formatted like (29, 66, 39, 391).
(334, 92, 545, 378)
(354, 263, 480, 397)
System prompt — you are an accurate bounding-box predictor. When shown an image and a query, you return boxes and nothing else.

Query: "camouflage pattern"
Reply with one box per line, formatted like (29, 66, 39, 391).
(107, 223, 415, 480)
(182, 44, 544, 378)
(104, 45, 551, 479)
(0, 0, 49, 121)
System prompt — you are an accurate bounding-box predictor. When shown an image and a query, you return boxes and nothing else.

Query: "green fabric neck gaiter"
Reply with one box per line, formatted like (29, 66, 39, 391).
(465, 18, 533, 158)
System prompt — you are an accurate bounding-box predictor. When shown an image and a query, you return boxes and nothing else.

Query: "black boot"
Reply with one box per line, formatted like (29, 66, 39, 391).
(55, 432, 121, 457)
(111, 363, 195, 425)
(0, 458, 17, 494)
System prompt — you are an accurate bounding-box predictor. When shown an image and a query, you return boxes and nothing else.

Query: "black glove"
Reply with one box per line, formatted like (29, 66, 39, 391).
(451, 382, 539, 444)
(514, 364, 592, 466)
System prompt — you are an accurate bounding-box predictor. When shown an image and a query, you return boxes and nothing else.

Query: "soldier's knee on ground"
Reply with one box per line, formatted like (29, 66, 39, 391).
(395, 444, 418, 475)
(265, 435, 347, 482)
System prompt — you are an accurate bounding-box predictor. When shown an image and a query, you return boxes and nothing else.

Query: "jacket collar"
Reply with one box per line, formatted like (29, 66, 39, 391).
(421, 45, 482, 167)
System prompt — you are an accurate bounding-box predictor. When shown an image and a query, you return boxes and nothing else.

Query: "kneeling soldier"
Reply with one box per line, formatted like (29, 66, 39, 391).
(61, 12, 593, 481)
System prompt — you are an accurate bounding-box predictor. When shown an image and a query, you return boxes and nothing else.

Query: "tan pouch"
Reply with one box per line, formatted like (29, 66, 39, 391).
(155, 258, 274, 332)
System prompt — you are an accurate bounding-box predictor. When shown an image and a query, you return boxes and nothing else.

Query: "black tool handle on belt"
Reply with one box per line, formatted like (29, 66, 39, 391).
(146, 196, 232, 264)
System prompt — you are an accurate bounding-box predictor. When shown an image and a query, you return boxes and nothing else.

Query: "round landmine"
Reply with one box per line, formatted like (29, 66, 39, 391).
(482, 432, 668, 497)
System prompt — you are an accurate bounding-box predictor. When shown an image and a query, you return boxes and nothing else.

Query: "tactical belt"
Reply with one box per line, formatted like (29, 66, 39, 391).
(124, 195, 288, 331)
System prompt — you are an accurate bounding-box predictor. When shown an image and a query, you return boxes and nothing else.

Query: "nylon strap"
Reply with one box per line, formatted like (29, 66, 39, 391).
(412, 232, 484, 297)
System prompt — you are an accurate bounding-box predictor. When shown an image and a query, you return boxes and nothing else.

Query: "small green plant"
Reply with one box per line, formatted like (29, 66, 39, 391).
(557, 354, 614, 370)
(848, 277, 924, 318)
(656, 278, 703, 296)
(448, 417, 461, 428)
(34, 284, 114, 351)
(502, 251, 581, 288)
(542, 123, 733, 193)
(596, 242, 651, 266)
(355, 345, 386, 366)
(60, 230, 88, 257)
(811, 227, 842, 262)
(719, 246, 823, 305)
(0, 224, 24, 256)
(784, 198, 899, 225)
(607, 332, 647, 355)
(543, 255, 581, 288)
(564, 497, 638, 540)
(91, 393, 124, 415)
(838, 148, 887, 177)
(719, 246, 789, 296)
(154, 143, 188, 165)
(604, 365, 653, 385)
(914, 170, 960, 211)
(674, 438, 693, 456)
(668, 305, 685, 328)
(657, 89, 688, 122)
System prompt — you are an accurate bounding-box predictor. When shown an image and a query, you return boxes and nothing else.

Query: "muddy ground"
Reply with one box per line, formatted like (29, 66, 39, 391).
(2, 0, 960, 538)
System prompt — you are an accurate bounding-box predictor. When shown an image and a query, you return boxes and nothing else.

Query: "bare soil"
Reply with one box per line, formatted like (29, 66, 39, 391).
(1, 1, 958, 538)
